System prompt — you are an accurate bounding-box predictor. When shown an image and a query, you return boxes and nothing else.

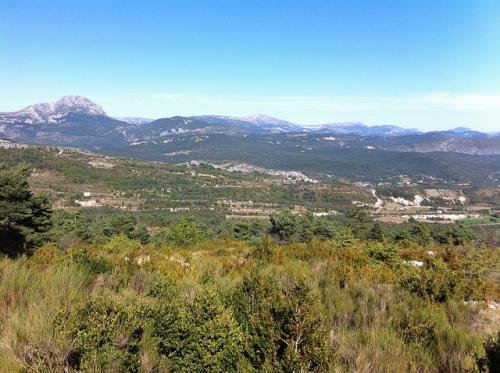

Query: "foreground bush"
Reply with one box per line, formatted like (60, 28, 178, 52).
(0, 236, 498, 372)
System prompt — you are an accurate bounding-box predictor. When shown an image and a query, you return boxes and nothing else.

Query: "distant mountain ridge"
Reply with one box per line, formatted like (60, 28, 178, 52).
(192, 114, 302, 133)
(115, 117, 154, 125)
(311, 122, 421, 136)
(0, 96, 498, 156)
(378, 133, 500, 156)
(0, 95, 495, 136)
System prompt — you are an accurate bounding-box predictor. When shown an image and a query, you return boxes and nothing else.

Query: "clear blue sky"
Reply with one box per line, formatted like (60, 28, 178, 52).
(1, 0, 500, 130)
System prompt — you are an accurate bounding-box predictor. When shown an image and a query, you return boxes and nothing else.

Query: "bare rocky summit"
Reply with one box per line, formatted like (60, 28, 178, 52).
(0, 95, 105, 124)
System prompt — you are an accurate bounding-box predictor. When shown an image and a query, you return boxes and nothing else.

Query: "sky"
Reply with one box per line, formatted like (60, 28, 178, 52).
(1, 0, 500, 131)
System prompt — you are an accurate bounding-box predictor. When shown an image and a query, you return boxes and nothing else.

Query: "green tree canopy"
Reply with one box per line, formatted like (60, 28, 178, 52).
(269, 208, 299, 243)
(368, 222, 385, 242)
(0, 164, 52, 257)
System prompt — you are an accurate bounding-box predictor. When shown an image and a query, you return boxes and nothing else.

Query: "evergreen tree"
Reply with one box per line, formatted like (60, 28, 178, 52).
(0, 164, 52, 257)
(166, 217, 205, 247)
(410, 222, 432, 246)
(269, 209, 298, 243)
(368, 222, 385, 242)
(331, 226, 356, 248)
(346, 206, 371, 239)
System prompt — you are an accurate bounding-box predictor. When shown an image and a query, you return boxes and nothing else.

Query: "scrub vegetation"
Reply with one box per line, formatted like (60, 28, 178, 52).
(1, 164, 499, 372)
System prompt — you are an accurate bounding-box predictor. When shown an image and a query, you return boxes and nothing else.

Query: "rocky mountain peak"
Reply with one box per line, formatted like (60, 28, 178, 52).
(0, 95, 106, 124)
(240, 113, 294, 126)
(54, 95, 105, 115)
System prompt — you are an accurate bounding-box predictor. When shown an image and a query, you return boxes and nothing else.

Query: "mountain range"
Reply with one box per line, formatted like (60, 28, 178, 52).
(1, 95, 496, 138)
(0, 96, 499, 186)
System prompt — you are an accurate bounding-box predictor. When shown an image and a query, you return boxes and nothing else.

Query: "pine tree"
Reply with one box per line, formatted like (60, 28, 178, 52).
(368, 222, 385, 242)
(0, 164, 52, 257)
(410, 222, 432, 246)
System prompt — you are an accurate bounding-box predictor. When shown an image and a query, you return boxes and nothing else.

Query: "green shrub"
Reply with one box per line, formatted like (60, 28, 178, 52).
(230, 270, 330, 371)
(150, 287, 246, 371)
(368, 245, 401, 267)
(56, 296, 147, 373)
(165, 217, 206, 247)
(65, 247, 114, 276)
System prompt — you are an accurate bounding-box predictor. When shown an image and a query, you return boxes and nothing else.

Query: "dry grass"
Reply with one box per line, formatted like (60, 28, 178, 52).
(0, 260, 91, 371)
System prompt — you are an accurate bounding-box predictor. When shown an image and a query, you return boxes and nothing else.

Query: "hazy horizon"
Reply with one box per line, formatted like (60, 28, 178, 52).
(1, 0, 500, 131)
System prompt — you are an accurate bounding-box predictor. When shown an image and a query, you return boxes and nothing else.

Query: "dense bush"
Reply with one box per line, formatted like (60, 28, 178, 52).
(0, 229, 498, 372)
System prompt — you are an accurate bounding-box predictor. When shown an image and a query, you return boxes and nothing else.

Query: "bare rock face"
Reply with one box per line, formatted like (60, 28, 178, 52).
(0, 96, 106, 124)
